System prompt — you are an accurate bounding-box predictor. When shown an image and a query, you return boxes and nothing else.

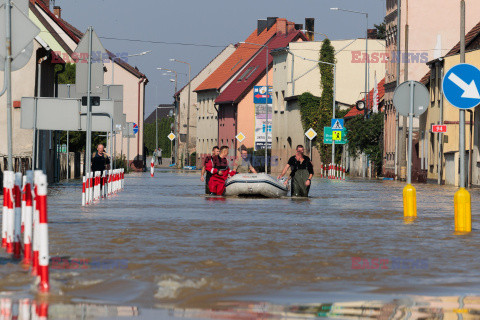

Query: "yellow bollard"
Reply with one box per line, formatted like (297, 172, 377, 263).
(403, 184, 417, 218)
(454, 188, 471, 233)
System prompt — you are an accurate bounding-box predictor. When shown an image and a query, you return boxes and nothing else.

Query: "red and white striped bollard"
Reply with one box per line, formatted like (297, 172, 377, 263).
(36, 173, 49, 292)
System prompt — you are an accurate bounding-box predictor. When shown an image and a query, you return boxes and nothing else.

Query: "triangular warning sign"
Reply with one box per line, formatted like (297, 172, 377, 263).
(332, 120, 343, 130)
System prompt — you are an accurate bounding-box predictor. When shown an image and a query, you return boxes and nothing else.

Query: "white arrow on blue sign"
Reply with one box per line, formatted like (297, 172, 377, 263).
(443, 63, 480, 109)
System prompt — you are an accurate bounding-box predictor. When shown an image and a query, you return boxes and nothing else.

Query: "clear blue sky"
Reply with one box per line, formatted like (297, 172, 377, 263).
(55, 0, 386, 117)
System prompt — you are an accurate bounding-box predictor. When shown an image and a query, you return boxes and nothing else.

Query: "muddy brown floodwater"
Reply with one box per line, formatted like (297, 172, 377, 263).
(1, 169, 480, 319)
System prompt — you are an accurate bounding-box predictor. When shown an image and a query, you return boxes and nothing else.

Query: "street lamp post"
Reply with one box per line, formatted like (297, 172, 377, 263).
(111, 51, 151, 85)
(331, 7, 369, 176)
(300, 30, 329, 40)
(170, 59, 191, 167)
(240, 42, 270, 173)
(157, 67, 179, 166)
(331, 8, 369, 115)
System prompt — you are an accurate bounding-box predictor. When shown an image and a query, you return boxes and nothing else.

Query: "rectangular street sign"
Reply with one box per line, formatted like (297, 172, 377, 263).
(21, 97, 81, 131)
(58, 84, 124, 101)
(253, 86, 272, 104)
(21, 98, 122, 132)
(123, 122, 135, 138)
(432, 124, 447, 133)
(324, 127, 347, 145)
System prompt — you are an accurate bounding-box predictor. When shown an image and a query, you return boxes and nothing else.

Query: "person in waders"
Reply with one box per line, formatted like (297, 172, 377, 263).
(277, 145, 313, 197)
(91, 144, 111, 175)
(234, 148, 257, 174)
(200, 146, 219, 194)
(205, 146, 236, 196)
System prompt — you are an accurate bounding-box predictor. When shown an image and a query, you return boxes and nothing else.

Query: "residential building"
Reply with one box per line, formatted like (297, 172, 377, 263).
(383, 0, 480, 178)
(174, 44, 236, 166)
(51, 8, 148, 170)
(0, 0, 79, 181)
(215, 19, 306, 166)
(270, 38, 386, 173)
(420, 21, 480, 186)
(194, 17, 283, 168)
(145, 104, 174, 125)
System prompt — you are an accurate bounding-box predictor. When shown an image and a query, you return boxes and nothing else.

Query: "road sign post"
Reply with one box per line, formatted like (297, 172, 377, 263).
(442, 62, 480, 232)
(305, 128, 317, 160)
(394, 80, 429, 220)
(0, 0, 40, 170)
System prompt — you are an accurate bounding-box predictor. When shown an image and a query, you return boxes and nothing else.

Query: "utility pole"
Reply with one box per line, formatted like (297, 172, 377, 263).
(186, 64, 191, 166)
(6, 0, 13, 170)
(459, 0, 466, 188)
(399, 0, 409, 180)
(85, 26, 94, 175)
(395, 0, 401, 179)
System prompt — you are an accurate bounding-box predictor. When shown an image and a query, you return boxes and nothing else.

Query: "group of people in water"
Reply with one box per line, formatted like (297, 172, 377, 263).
(91, 143, 313, 198)
(200, 144, 313, 197)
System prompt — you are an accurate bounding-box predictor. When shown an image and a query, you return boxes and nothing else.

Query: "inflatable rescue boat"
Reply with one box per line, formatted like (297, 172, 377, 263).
(224, 173, 288, 198)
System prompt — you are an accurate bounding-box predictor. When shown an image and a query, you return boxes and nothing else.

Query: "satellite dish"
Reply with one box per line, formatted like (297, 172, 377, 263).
(0, 41, 34, 71)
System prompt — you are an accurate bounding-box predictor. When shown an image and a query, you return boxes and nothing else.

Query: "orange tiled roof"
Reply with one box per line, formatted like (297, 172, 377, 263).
(194, 23, 278, 92)
(345, 78, 385, 118)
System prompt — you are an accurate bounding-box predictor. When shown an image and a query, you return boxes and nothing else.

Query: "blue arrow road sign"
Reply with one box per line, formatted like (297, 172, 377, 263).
(443, 63, 480, 109)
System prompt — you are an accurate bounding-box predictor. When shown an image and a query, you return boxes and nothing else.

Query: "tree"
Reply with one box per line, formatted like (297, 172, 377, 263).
(143, 117, 174, 158)
(374, 22, 386, 40)
(345, 112, 384, 175)
(317, 39, 335, 162)
(298, 39, 339, 163)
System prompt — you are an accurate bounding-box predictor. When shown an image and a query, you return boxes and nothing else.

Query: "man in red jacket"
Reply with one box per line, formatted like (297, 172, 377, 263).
(206, 146, 236, 195)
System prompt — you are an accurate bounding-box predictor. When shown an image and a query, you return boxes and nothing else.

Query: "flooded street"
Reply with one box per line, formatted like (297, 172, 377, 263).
(2, 169, 480, 318)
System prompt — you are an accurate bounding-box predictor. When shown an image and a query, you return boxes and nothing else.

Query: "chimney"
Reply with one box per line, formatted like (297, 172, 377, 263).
(367, 28, 378, 39)
(287, 21, 295, 34)
(276, 18, 287, 35)
(267, 17, 277, 30)
(257, 19, 267, 35)
(305, 18, 315, 41)
(54, 6, 61, 19)
(295, 24, 303, 31)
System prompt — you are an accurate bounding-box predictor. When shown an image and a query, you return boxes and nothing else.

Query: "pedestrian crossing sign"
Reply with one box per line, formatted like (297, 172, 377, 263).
(332, 131, 342, 141)
(236, 132, 246, 142)
(331, 119, 344, 131)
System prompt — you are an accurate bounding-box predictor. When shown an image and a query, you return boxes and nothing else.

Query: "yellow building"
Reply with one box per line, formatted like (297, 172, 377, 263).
(420, 22, 480, 186)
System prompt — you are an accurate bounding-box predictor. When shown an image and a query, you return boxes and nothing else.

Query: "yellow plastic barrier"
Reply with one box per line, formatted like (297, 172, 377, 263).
(403, 184, 417, 218)
(454, 188, 471, 233)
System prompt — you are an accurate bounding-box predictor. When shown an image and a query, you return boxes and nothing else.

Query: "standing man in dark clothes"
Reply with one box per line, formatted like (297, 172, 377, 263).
(91, 144, 111, 175)
(277, 145, 314, 197)
(201, 146, 219, 194)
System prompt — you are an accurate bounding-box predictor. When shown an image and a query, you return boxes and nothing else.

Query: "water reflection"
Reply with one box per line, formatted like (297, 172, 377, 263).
(2, 295, 480, 320)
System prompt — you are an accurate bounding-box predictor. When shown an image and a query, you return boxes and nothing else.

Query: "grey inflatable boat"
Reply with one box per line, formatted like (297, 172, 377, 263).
(224, 173, 288, 198)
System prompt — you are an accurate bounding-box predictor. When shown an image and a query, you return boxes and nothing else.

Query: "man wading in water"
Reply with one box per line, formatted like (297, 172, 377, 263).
(201, 146, 219, 194)
(277, 145, 314, 197)
(91, 144, 111, 175)
(205, 146, 236, 196)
